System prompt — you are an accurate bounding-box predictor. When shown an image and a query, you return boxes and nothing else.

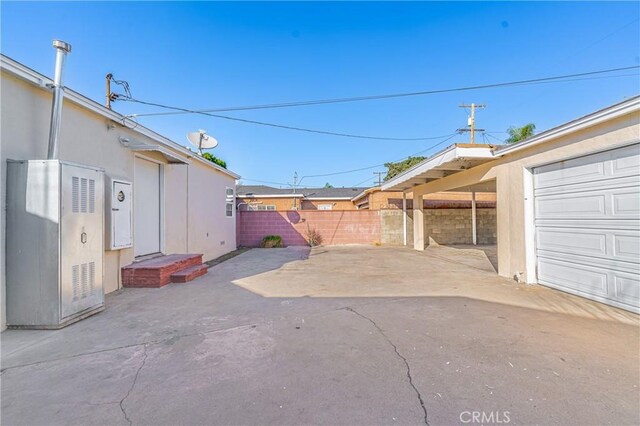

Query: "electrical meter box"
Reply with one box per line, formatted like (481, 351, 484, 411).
(6, 159, 105, 328)
(106, 177, 133, 250)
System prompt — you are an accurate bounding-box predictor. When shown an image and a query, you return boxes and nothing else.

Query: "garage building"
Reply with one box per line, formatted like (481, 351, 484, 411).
(382, 96, 639, 313)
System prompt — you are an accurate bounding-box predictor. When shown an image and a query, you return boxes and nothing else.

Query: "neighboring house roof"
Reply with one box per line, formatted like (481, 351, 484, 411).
(237, 185, 368, 199)
(0, 54, 240, 180)
(382, 95, 640, 192)
(351, 186, 382, 202)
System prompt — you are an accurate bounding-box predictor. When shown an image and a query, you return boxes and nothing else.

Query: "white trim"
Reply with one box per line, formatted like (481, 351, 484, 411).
(1, 54, 240, 179)
(381, 144, 494, 192)
(121, 138, 190, 164)
(351, 191, 369, 202)
(523, 167, 537, 284)
(305, 197, 353, 201)
(247, 204, 277, 211)
(237, 194, 303, 199)
(225, 202, 234, 218)
(317, 203, 334, 210)
(402, 192, 407, 246)
(471, 191, 477, 245)
(495, 96, 640, 156)
(225, 186, 235, 218)
(351, 187, 379, 202)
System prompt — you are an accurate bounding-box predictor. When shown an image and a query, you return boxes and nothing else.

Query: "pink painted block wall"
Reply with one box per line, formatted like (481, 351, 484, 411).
(237, 210, 381, 247)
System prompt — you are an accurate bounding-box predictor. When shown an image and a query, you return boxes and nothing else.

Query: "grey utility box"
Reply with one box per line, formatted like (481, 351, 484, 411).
(6, 159, 105, 328)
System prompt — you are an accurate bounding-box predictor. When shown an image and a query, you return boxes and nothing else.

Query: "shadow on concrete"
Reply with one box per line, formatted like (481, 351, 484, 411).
(229, 245, 638, 326)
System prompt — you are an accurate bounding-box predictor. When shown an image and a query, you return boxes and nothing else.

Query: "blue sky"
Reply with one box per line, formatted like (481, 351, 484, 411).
(2, 1, 639, 188)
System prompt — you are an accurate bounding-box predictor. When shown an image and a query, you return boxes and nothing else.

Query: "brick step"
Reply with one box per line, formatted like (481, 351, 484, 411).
(170, 264, 209, 283)
(122, 254, 203, 288)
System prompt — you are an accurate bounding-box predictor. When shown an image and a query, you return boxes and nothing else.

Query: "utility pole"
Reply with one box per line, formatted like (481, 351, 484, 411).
(292, 171, 298, 210)
(373, 171, 385, 187)
(457, 103, 485, 246)
(106, 74, 112, 109)
(458, 103, 486, 144)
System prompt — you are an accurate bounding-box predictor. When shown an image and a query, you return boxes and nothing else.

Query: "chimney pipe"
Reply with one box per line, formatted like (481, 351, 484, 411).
(47, 40, 72, 159)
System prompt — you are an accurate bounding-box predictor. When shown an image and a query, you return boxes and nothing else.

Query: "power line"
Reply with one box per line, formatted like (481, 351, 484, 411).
(506, 18, 640, 110)
(353, 176, 377, 187)
(238, 178, 292, 187)
(242, 133, 459, 188)
(483, 132, 506, 144)
(299, 134, 458, 182)
(122, 101, 455, 141)
(121, 65, 640, 117)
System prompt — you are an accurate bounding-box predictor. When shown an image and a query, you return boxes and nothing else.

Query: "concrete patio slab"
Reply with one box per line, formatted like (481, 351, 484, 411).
(2, 245, 638, 425)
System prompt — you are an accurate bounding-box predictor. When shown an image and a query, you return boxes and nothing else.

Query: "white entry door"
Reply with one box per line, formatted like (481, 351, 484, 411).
(134, 157, 162, 257)
(533, 144, 640, 313)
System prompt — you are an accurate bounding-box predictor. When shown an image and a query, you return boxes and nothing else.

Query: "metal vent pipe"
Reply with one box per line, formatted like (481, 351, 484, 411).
(47, 39, 72, 159)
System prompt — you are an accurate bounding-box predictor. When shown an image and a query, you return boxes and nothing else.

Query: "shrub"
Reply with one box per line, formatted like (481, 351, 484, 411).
(201, 152, 227, 169)
(260, 235, 283, 248)
(306, 226, 323, 247)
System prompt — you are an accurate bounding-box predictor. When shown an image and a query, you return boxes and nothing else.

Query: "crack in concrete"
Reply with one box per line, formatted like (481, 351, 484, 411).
(1, 323, 259, 373)
(2, 300, 406, 374)
(119, 345, 148, 426)
(344, 307, 430, 426)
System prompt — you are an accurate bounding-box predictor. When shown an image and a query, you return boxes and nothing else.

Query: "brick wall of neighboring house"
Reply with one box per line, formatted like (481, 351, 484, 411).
(301, 200, 356, 210)
(237, 210, 381, 247)
(238, 197, 357, 211)
(237, 197, 300, 211)
(367, 191, 496, 210)
(239, 191, 497, 212)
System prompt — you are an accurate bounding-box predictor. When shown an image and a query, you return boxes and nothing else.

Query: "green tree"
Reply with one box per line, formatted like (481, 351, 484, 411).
(323, 182, 334, 188)
(506, 123, 536, 144)
(383, 156, 426, 181)
(201, 152, 227, 169)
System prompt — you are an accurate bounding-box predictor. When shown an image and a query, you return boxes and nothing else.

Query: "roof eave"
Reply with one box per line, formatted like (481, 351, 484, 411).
(381, 144, 495, 192)
(237, 194, 303, 198)
(495, 95, 640, 156)
(0, 54, 240, 180)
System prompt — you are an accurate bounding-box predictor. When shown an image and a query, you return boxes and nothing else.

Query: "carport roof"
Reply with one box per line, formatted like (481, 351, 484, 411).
(381, 144, 496, 192)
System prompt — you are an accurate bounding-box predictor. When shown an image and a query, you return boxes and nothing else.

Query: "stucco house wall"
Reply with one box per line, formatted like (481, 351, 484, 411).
(1, 58, 238, 330)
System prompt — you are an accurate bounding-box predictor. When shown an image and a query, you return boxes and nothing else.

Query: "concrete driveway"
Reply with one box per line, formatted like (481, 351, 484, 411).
(2, 245, 639, 426)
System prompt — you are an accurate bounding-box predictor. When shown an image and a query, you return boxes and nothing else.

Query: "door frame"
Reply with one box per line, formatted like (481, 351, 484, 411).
(133, 154, 166, 257)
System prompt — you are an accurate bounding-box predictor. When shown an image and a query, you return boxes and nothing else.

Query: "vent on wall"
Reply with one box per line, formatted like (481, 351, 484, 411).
(72, 176, 96, 213)
(72, 261, 96, 301)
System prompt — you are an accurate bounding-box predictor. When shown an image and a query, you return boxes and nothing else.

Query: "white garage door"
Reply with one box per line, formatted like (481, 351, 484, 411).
(533, 143, 640, 313)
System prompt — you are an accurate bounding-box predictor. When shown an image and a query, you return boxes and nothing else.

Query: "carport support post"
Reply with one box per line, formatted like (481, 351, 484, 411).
(472, 191, 477, 245)
(413, 192, 425, 250)
(402, 192, 407, 246)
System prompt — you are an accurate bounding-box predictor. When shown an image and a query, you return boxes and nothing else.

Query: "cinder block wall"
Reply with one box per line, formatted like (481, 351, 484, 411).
(425, 209, 496, 245)
(380, 208, 496, 246)
(380, 209, 413, 245)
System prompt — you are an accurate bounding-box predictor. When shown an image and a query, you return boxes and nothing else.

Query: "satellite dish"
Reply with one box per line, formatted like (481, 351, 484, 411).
(187, 129, 218, 154)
